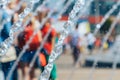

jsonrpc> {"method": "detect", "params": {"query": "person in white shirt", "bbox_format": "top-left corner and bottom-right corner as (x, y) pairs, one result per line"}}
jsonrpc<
(85, 32), (96, 54)
(70, 24), (81, 65)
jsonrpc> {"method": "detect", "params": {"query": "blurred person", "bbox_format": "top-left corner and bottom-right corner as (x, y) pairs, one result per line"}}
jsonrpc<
(3, 1), (15, 15)
(103, 42), (109, 50)
(16, 2), (27, 14)
(0, 13), (18, 41)
(40, 20), (57, 80)
(36, 6), (49, 22)
(0, 0), (18, 41)
(79, 35), (88, 54)
(94, 36), (101, 49)
(0, 13), (18, 80)
(85, 32), (96, 54)
(16, 16), (42, 80)
(0, 1), (15, 36)
(70, 24), (81, 65)
(107, 36), (114, 48)
(62, 35), (72, 54)
(100, 36), (108, 50)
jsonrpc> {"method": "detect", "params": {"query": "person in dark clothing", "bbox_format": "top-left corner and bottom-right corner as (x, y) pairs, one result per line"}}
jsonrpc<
(70, 24), (81, 65)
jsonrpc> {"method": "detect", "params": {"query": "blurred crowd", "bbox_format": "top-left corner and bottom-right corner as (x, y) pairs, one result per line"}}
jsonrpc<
(63, 21), (116, 66)
(0, 0), (116, 80)
(0, 0), (58, 80)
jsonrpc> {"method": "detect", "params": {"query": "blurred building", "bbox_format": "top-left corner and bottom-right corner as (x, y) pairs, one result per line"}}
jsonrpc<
(90, 0), (120, 32)
(60, 0), (120, 33)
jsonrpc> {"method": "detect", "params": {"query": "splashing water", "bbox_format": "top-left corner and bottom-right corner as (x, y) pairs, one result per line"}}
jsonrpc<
(39, 0), (85, 80)
(17, 1), (75, 79)
(0, 0), (38, 56)
(88, 9), (120, 80)
(6, 0), (55, 79)
(93, 1), (120, 35)
(0, 0), (11, 8)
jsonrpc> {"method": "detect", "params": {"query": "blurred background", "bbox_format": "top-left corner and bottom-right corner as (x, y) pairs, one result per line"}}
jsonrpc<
(0, 0), (120, 80)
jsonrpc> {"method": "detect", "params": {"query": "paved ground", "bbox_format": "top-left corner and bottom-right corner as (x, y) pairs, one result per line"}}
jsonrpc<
(0, 49), (120, 80)
(57, 68), (120, 80)
(56, 51), (120, 80)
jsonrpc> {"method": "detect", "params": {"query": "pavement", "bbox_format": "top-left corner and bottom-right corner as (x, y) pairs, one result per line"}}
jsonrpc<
(56, 50), (120, 80)
(0, 49), (120, 80)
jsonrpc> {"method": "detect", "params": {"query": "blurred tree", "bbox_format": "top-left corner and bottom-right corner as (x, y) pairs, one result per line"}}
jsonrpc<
(100, 19), (112, 34)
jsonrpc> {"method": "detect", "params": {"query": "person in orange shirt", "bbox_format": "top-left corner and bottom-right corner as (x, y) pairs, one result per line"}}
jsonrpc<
(40, 20), (57, 80)
(17, 16), (42, 80)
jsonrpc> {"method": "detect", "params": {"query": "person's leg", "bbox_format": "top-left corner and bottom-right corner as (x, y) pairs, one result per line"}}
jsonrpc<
(1, 62), (8, 80)
(24, 66), (30, 80)
(19, 52), (31, 80)
(20, 63), (36, 80)
(76, 47), (81, 66)
(30, 66), (37, 80)
(72, 47), (75, 64)
(18, 62), (28, 80)
(20, 51), (34, 80)
(72, 46), (79, 64)
(1, 61), (18, 80)
(26, 51), (38, 80)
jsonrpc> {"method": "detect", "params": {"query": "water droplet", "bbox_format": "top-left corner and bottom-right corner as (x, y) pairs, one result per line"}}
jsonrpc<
(19, 12), (26, 20)
(96, 24), (101, 29)
(30, 0), (39, 3)
(24, 7), (31, 15)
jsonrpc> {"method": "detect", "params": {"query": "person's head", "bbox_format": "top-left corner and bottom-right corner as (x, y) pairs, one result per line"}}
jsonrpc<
(17, 3), (27, 14)
(7, 0), (16, 9)
(37, 7), (49, 22)
(37, 11), (48, 22)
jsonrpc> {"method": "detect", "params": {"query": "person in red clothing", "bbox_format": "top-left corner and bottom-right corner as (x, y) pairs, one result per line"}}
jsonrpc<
(41, 22), (56, 54)
(95, 37), (101, 49)
(40, 20), (57, 80)
(17, 16), (42, 80)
